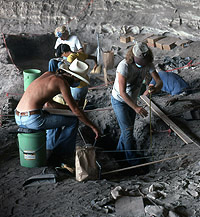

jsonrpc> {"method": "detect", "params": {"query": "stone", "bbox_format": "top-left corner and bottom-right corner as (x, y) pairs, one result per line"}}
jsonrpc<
(145, 205), (165, 217)
(168, 210), (180, 217)
(111, 186), (124, 199)
(149, 182), (166, 192)
(115, 196), (145, 217)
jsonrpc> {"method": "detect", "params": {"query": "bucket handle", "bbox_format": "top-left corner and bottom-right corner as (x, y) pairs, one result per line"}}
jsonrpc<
(18, 142), (45, 155)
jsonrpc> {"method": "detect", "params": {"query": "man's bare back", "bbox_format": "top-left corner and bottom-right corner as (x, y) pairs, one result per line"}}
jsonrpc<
(16, 71), (100, 138)
(16, 71), (69, 111)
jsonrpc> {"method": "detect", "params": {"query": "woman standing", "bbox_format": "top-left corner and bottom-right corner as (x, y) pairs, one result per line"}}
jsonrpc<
(111, 42), (163, 166)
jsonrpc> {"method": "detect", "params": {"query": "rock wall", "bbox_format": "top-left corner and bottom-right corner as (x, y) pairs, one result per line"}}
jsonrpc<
(0, 0), (200, 42)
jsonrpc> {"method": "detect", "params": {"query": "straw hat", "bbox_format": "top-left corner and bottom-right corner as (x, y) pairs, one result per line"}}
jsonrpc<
(59, 59), (90, 84)
(132, 42), (152, 66)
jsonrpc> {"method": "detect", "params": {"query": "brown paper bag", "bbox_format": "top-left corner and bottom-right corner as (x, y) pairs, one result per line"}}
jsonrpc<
(102, 51), (114, 70)
(75, 145), (98, 182)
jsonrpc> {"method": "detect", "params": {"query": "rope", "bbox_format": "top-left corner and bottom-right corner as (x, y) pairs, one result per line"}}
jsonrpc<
(102, 154), (187, 175)
(166, 60), (200, 72)
(97, 148), (200, 153)
(3, 85), (200, 99)
(149, 91), (153, 159)
(88, 81), (114, 90)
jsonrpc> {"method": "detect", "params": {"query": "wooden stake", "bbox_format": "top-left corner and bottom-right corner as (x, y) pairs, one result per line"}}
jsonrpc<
(0, 109), (2, 127)
(103, 67), (108, 86)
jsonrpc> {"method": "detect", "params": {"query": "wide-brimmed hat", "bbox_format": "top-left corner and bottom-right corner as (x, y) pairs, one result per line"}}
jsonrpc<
(59, 59), (90, 84)
(132, 42), (152, 66)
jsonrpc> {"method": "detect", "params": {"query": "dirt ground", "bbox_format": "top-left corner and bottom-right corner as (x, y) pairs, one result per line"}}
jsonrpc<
(1, 0), (200, 212)
(1, 34), (200, 217)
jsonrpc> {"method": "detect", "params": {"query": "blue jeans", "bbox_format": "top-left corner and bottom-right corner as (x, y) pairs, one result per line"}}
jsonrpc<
(15, 110), (78, 157)
(48, 59), (60, 72)
(70, 86), (88, 103)
(111, 96), (139, 166)
(48, 58), (65, 72)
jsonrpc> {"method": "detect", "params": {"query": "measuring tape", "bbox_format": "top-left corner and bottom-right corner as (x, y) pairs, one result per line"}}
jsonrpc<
(148, 90), (153, 158)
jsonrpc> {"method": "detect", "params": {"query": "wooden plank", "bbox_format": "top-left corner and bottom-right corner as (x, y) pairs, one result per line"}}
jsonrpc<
(130, 35), (136, 42)
(163, 42), (176, 50)
(140, 95), (200, 147)
(156, 37), (178, 50)
(120, 36), (130, 43)
(133, 34), (154, 43)
(175, 39), (192, 48)
(44, 106), (113, 116)
(147, 42), (155, 48)
(163, 37), (179, 50)
(155, 38), (169, 49)
(103, 67), (108, 86)
(147, 35), (165, 45)
(0, 109), (2, 127)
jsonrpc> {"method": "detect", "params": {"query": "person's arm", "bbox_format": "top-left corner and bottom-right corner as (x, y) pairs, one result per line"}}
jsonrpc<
(77, 48), (84, 53)
(118, 72), (148, 117)
(75, 36), (84, 53)
(147, 70), (163, 94)
(60, 80), (100, 138)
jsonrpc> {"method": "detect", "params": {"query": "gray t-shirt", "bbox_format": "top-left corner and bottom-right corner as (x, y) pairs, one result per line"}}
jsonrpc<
(112, 59), (155, 103)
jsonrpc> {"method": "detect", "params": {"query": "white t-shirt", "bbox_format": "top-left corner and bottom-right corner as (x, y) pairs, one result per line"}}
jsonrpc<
(54, 35), (83, 52)
(112, 59), (155, 103)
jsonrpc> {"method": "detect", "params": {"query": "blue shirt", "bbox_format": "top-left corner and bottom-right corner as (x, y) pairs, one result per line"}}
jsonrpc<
(150, 70), (189, 95)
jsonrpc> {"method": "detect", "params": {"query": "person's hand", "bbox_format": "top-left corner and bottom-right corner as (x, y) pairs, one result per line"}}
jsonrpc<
(165, 97), (179, 106)
(91, 126), (100, 139)
(143, 89), (149, 96)
(135, 106), (148, 118)
(148, 84), (157, 94)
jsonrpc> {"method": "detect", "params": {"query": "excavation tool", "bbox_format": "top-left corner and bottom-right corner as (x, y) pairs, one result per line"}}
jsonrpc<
(94, 33), (102, 74)
(23, 168), (57, 187)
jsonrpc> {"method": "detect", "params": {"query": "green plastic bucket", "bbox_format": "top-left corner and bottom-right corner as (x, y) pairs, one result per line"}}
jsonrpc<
(18, 131), (46, 168)
(23, 69), (41, 91)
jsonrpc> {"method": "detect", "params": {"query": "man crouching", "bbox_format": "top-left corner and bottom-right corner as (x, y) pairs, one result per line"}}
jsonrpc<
(15, 59), (100, 165)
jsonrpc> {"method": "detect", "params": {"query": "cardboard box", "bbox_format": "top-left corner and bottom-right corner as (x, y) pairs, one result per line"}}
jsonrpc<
(156, 37), (178, 50)
(175, 39), (192, 48)
(129, 35), (136, 42)
(147, 35), (165, 45)
(147, 42), (155, 47)
(135, 33), (154, 43)
(120, 36), (130, 43)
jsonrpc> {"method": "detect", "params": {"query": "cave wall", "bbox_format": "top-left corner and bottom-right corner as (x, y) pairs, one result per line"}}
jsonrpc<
(0, 0), (199, 43)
